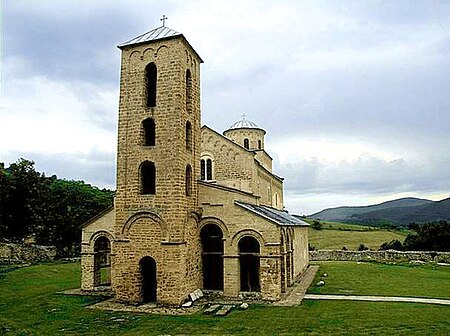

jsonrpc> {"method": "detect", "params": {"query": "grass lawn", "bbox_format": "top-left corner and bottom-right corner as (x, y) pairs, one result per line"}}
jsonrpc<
(308, 261), (450, 299)
(0, 262), (449, 335)
(308, 227), (406, 250)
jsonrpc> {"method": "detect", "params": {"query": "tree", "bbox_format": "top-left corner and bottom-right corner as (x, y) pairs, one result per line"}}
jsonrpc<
(0, 158), (114, 256)
(311, 220), (323, 230)
(403, 221), (449, 252)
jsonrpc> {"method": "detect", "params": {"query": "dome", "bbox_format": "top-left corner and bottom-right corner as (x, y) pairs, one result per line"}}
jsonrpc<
(228, 116), (261, 130)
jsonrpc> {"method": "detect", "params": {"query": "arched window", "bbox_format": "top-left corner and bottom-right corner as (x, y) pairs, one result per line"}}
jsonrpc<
(141, 161), (156, 195)
(206, 159), (213, 180)
(186, 121), (192, 150)
(186, 69), (192, 113)
(185, 164), (192, 196)
(93, 236), (111, 286)
(142, 118), (155, 146)
(258, 140), (262, 149)
(200, 156), (213, 181)
(201, 159), (206, 180)
(244, 138), (249, 149)
(145, 63), (157, 107)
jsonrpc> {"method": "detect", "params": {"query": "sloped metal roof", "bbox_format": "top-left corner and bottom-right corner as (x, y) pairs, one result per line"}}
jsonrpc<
(235, 201), (309, 226)
(118, 26), (181, 48)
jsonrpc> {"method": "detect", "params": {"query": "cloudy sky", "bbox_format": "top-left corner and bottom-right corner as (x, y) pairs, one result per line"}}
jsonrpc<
(1, 0), (449, 214)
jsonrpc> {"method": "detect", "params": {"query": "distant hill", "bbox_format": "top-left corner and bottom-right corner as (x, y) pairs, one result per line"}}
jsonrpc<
(310, 197), (432, 222)
(349, 198), (450, 226)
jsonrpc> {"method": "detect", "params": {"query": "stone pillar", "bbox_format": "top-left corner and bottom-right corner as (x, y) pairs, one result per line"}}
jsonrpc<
(223, 256), (239, 297)
(81, 252), (95, 291)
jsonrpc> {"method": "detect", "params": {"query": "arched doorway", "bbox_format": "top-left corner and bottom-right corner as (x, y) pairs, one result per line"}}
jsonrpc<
(139, 256), (157, 303)
(93, 236), (111, 286)
(239, 236), (260, 292)
(200, 224), (224, 290)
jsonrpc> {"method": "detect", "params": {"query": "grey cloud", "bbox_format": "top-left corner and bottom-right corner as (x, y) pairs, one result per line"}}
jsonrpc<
(2, 150), (116, 189)
(279, 155), (450, 196)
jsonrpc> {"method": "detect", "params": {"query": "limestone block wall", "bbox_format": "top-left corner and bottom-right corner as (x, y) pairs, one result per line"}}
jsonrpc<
(309, 250), (450, 263)
(201, 127), (254, 193)
(223, 128), (266, 151)
(254, 150), (273, 172)
(255, 163), (284, 209)
(0, 243), (56, 264)
(80, 208), (115, 291)
(199, 182), (287, 301)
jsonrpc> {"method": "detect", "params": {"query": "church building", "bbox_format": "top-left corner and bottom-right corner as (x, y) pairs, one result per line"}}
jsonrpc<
(80, 23), (309, 306)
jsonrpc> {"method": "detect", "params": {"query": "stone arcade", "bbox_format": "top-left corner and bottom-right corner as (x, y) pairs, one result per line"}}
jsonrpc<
(81, 24), (309, 306)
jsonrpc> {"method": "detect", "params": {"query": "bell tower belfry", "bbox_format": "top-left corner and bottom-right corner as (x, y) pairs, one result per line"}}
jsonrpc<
(113, 24), (203, 305)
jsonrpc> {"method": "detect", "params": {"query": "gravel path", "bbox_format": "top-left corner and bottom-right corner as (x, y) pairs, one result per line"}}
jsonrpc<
(303, 294), (450, 306)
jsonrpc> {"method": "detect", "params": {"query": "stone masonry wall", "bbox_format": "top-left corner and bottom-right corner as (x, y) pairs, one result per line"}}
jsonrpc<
(0, 243), (56, 264)
(309, 250), (450, 263)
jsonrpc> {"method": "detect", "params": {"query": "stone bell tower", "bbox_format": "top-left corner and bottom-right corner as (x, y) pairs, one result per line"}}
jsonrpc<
(112, 23), (203, 305)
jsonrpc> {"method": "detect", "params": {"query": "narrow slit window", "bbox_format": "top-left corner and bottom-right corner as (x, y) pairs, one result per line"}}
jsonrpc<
(141, 161), (156, 195)
(186, 121), (192, 150)
(146, 63), (157, 107)
(143, 118), (155, 146)
(201, 159), (206, 180)
(244, 138), (249, 149)
(206, 159), (213, 180)
(186, 69), (192, 113)
(185, 165), (192, 196)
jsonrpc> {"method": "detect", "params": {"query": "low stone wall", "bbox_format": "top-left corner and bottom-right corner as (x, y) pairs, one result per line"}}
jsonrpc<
(309, 250), (450, 263)
(0, 243), (57, 264)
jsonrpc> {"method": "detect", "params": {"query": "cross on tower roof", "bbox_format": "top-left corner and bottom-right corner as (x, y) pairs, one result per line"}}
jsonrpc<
(160, 15), (168, 27)
(241, 113), (247, 120)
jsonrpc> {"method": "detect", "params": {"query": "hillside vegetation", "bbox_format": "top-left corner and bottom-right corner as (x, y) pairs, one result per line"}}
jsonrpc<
(0, 159), (114, 256)
(305, 220), (407, 250)
(310, 197), (450, 227)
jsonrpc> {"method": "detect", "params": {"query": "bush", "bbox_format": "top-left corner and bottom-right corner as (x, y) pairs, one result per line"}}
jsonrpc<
(357, 244), (369, 251)
(379, 239), (403, 251)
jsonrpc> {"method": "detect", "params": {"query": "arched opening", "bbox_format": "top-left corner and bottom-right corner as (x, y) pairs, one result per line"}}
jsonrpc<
(244, 138), (249, 149)
(145, 63), (157, 107)
(186, 69), (192, 113)
(185, 164), (192, 196)
(186, 121), (192, 150)
(142, 118), (155, 146)
(258, 140), (262, 149)
(206, 159), (213, 180)
(93, 236), (111, 286)
(141, 161), (156, 195)
(200, 224), (224, 290)
(239, 236), (260, 292)
(139, 256), (157, 303)
(200, 157), (213, 181)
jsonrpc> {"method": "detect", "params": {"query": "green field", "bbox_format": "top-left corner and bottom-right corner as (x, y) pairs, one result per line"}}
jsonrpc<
(304, 219), (408, 250)
(309, 261), (450, 299)
(1, 261), (449, 335)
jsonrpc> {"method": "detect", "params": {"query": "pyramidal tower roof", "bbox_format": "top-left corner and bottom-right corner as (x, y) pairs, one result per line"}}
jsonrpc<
(118, 25), (181, 48)
(117, 24), (203, 62)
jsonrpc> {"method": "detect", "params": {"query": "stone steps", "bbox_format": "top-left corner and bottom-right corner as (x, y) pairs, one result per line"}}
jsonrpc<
(215, 305), (233, 316)
(203, 304), (221, 315)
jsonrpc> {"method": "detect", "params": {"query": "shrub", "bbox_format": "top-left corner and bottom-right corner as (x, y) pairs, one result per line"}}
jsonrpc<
(357, 244), (369, 251)
(379, 239), (403, 251)
(312, 220), (323, 230)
